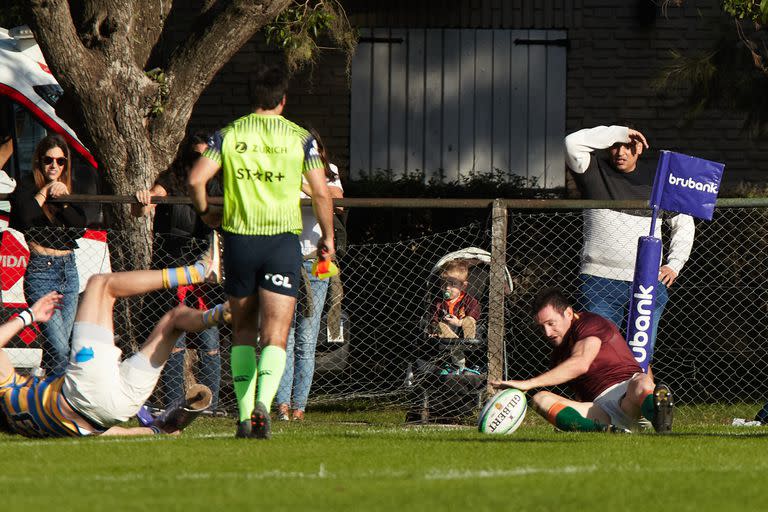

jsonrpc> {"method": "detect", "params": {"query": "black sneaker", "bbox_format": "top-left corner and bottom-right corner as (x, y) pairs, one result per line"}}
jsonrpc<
(652, 383), (674, 434)
(251, 402), (271, 439)
(235, 419), (252, 438)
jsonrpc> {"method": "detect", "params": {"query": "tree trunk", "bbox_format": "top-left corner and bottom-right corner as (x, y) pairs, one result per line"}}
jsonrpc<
(24, 0), (293, 348)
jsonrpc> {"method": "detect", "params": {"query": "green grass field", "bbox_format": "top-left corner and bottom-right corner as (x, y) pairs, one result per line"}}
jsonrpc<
(2, 405), (766, 511)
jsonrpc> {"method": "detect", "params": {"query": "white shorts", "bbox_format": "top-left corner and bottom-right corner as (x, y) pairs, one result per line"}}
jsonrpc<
(593, 375), (639, 431)
(63, 322), (163, 428)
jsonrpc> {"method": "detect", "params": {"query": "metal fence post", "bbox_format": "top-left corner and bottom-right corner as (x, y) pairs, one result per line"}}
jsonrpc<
(487, 198), (508, 393)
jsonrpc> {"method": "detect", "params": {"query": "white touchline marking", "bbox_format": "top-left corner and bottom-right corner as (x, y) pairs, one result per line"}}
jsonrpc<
(424, 466), (598, 480)
(0, 463), (766, 484)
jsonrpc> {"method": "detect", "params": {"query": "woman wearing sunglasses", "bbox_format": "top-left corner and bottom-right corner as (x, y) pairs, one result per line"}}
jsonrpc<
(11, 133), (86, 376)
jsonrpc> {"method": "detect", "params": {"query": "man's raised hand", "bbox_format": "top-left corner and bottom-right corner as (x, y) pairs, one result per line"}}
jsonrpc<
(627, 129), (649, 149)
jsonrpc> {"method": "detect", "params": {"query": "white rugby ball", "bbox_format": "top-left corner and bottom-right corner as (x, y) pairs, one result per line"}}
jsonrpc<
(478, 388), (527, 434)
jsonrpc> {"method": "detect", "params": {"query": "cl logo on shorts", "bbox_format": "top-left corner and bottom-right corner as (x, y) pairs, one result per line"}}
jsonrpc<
(264, 273), (293, 289)
(235, 141), (247, 153)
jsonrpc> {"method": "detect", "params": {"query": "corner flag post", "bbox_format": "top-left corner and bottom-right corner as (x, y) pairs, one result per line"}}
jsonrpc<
(625, 150), (724, 372)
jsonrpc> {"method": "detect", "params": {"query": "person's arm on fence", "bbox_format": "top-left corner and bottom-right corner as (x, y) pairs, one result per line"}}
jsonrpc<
(188, 156), (220, 226)
(490, 336), (601, 391)
(133, 182), (168, 217)
(49, 183), (88, 228)
(564, 125), (648, 173)
(660, 213), (695, 287)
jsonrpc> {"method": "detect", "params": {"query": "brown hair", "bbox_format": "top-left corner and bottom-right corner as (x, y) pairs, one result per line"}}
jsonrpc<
(32, 134), (72, 221)
(156, 132), (211, 194)
(441, 260), (470, 282)
(531, 288), (572, 317)
(308, 128), (339, 182)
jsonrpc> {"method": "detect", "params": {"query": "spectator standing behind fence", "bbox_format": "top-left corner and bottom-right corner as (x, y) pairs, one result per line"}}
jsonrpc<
(188, 66), (335, 439)
(133, 133), (222, 411)
(427, 260), (481, 373)
(276, 132), (343, 422)
(564, 125), (695, 347)
(10, 134), (85, 376)
(491, 288), (673, 433)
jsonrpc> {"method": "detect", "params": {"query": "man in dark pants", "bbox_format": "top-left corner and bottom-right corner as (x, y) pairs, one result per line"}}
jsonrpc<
(188, 66), (334, 439)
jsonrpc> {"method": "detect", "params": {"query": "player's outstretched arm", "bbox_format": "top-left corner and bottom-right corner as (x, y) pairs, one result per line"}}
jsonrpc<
(492, 336), (601, 392)
(0, 291), (61, 350)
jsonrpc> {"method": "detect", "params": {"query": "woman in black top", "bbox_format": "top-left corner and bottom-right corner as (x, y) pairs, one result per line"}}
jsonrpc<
(134, 133), (223, 411)
(11, 134), (86, 375)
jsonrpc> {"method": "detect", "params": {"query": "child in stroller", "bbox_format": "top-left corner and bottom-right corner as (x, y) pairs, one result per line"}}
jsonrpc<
(427, 259), (481, 374)
(406, 248), (511, 423)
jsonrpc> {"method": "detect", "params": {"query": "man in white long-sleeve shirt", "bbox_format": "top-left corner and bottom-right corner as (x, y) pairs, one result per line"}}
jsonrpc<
(564, 125), (695, 347)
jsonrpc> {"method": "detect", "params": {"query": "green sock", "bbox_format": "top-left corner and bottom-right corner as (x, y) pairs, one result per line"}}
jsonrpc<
(641, 393), (655, 422)
(255, 345), (287, 411)
(231, 345), (257, 422)
(554, 406), (605, 432)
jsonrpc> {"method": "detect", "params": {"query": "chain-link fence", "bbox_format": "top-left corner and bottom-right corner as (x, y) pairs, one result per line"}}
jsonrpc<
(1, 199), (766, 423)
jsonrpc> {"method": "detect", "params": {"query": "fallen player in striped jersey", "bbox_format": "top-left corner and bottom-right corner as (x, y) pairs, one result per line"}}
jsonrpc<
(0, 233), (230, 437)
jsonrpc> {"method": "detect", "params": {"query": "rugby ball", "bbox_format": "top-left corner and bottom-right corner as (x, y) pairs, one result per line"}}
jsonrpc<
(478, 388), (527, 434)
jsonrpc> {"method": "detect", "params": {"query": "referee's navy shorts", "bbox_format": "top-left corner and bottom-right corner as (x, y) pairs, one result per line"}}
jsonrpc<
(222, 231), (301, 298)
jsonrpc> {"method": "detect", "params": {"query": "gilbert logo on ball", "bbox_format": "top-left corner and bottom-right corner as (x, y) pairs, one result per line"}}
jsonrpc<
(478, 388), (527, 435)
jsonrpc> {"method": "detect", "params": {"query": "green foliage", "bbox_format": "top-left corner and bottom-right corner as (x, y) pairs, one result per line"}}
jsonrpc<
(346, 169), (561, 199)
(144, 68), (169, 117)
(653, 27), (768, 136)
(343, 170), (562, 243)
(724, 181), (768, 197)
(722, 0), (768, 23)
(264, 1), (357, 73)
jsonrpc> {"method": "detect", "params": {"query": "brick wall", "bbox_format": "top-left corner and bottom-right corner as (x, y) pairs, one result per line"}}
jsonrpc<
(184, 0), (765, 187)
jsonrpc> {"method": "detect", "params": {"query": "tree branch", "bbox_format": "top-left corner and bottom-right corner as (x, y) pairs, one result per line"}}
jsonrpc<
(25, 0), (100, 92)
(150, 0), (292, 145)
(131, 0), (173, 67)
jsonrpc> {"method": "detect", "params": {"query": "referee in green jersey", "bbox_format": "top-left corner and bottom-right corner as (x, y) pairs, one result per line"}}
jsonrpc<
(188, 67), (334, 439)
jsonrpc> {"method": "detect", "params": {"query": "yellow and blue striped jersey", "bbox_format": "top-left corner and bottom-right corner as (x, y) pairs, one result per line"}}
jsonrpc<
(0, 371), (86, 437)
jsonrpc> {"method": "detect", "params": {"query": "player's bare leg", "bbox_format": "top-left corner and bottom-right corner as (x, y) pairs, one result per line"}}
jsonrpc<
(531, 390), (618, 432)
(75, 238), (220, 333)
(620, 373), (654, 419)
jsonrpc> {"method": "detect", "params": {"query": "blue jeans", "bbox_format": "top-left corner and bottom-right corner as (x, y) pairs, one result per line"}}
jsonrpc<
(756, 402), (768, 423)
(24, 252), (79, 376)
(161, 327), (221, 410)
(276, 260), (329, 411)
(578, 274), (668, 347)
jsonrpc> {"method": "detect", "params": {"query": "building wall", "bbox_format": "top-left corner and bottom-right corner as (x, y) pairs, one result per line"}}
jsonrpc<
(186, 1), (765, 188)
